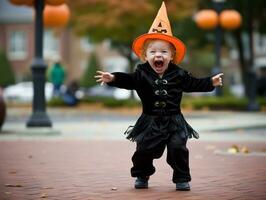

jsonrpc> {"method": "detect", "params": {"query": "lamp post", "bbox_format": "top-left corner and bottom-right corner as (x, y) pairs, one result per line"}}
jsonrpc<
(26, 0), (52, 127)
(9, 0), (69, 127)
(195, 1), (242, 96)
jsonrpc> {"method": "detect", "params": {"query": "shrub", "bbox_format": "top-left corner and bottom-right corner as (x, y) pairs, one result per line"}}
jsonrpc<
(0, 50), (15, 87)
(80, 52), (100, 88)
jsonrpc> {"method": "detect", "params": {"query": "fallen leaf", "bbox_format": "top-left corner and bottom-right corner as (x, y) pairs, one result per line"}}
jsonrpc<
(42, 187), (54, 189)
(111, 187), (117, 191)
(227, 145), (239, 154)
(9, 171), (17, 174)
(241, 146), (250, 154)
(5, 184), (22, 187)
(41, 193), (47, 198)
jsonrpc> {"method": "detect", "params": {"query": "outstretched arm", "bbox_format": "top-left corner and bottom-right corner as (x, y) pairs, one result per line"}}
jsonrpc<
(95, 70), (139, 90)
(95, 71), (114, 85)
(182, 71), (224, 93)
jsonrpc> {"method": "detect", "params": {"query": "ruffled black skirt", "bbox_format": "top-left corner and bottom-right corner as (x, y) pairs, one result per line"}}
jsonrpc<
(124, 113), (199, 148)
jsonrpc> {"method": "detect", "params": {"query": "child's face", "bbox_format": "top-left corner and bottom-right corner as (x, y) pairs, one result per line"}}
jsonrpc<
(144, 40), (174, 76)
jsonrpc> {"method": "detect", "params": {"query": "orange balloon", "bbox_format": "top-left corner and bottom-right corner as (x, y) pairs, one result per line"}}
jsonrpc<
(46, 0), (65, 6)
(219, 10), (242, 30)
(194, 9), (219, 30)
(44, 4), (70, 27)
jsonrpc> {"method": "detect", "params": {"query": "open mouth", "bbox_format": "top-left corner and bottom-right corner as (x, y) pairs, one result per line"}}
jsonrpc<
(154, 60), (164, 68)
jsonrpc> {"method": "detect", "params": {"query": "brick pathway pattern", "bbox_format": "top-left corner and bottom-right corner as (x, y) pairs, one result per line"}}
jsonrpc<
(0, 140), (265, 200)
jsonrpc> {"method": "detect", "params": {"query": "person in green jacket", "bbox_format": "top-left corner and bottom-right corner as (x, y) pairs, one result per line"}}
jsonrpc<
(49, 62), (66, 96)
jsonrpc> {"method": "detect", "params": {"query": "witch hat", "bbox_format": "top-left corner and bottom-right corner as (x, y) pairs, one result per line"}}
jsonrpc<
(132, 1), (186, 64)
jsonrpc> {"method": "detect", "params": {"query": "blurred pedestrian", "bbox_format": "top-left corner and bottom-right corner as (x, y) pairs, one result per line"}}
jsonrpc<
(95, 2), (223, 191)
(62, 81), (80, 106)
(49, 61), (66, 97)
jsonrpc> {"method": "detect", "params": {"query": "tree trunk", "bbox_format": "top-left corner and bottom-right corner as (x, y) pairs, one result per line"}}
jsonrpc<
(234, 30), (248, 97)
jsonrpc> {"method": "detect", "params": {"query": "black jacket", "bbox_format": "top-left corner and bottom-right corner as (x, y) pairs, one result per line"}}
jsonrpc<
(108, 62), (214, 116)
(107, 62), (214, 143)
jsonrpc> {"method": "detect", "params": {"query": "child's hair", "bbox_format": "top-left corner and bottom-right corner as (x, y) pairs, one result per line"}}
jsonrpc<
(140, 39), (177, 63)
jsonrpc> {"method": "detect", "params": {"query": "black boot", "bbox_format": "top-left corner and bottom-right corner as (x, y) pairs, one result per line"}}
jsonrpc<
(176, 182), (190, 191)
(135, 176), (149, 189)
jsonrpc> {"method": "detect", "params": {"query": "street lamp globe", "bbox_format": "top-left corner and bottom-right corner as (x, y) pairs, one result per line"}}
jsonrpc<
(194, 9), (219, 30)
(44, 4), (70, 27)
(219, 10), (242, 30)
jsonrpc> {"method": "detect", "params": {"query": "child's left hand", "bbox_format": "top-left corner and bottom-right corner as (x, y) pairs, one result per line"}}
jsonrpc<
(212, 73), (224, 86)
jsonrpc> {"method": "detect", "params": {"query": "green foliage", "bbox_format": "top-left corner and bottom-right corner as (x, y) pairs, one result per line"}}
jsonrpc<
(184, 48), (215, 76)
(80, 52), (100, 88)
(81, 96), (140, 108)
(0, 50), (15, 87)
(47, 97), (67, 107)
(69, 0), (199, 48)
(181, 96), (266, 110)
(48, 94), (266, 110)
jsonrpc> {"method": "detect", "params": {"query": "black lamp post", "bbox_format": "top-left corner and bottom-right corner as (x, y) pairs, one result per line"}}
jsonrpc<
(26, 0), (52, 127)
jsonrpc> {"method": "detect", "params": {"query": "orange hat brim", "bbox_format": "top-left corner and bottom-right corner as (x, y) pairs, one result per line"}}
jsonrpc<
(132, 33), (186, 64)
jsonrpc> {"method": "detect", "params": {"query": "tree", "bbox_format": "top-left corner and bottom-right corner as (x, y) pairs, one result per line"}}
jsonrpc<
(68, 0), (199, 72)
(80, 52), (100, 88)
(0, 50), (15, 87)
(222, 0), (265, 109)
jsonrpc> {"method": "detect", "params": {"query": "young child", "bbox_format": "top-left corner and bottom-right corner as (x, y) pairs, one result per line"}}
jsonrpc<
(95, 2), (223, 191)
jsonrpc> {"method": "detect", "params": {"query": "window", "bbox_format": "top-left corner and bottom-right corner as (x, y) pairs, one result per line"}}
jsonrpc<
(44, 30), (60, 60)
(8, 30), (27, 60)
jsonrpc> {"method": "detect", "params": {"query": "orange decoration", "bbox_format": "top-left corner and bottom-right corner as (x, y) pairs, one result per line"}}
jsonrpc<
(219, 10), (242, 30)
(9, 0), (33, 6)
(194, 9), (219, 30)
(46, 0), (65, 6)
(43, 4), (70, 27)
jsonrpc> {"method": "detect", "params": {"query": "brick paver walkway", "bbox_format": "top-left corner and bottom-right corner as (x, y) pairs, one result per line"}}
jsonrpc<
(0, 140), (265, 200)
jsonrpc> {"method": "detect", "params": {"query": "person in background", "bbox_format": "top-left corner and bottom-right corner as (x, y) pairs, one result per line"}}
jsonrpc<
(49, 61), (66, 97)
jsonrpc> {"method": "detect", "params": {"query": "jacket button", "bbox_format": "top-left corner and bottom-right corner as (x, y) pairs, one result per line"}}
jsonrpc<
(161, 101), (166, 108)
(161, 90), (167, 95)
(154, 101), (160, 107)
(162, 79), (168, 85)
(154, 101), (166, 108)
(154, 90), (168, 96)
(155, 79), (168, 85)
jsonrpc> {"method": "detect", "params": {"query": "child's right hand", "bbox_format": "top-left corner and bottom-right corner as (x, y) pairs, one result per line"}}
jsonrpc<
(95, 71), (114, 85)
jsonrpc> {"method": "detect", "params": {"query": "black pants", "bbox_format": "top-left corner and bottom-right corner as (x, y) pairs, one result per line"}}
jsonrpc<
(131, 132), (191, 183)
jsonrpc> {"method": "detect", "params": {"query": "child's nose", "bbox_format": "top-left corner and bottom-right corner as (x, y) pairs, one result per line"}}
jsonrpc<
(155, 52), (162, 57)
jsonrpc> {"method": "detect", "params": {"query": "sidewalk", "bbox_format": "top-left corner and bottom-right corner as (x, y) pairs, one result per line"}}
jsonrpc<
(1, 140), (265, 200)
(0, 107), (266, 199)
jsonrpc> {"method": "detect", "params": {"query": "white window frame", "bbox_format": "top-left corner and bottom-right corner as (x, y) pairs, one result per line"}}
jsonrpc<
(44, 30), (60, 60)
(7, 30), (28, 61)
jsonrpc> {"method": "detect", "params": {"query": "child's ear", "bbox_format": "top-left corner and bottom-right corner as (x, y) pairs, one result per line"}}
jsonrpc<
(143, 54), (148, 61)
(170, 54), (174, 61)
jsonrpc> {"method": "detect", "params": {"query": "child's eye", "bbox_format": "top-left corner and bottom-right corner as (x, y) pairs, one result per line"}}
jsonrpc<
(150, 51), (155, 54)
(162, 50), (168, 53)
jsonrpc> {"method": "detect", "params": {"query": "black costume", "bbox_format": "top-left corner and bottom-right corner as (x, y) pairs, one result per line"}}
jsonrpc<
(107, 62), (214, 183)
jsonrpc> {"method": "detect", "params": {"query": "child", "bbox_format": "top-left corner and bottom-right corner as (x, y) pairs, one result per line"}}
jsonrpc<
(95, 2), (223, 191)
